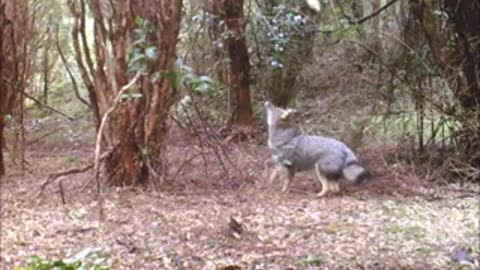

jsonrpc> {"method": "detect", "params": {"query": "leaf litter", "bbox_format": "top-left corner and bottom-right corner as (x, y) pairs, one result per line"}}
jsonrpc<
(2, 120), (479, 269)
(3, 175), (478, 269)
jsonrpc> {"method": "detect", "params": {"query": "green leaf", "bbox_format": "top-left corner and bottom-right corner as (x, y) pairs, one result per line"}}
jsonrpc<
(130, 53), (146, 65)
(298, 255), (323, 266)
(150, 71), (161, 83)
(120, 93), (143, 100)
(193, 83), (210, 93)
(134, 16), (144, 27)
(197, 75), (213, 83)
(163, 70), (182, 89)
(145, 46), (157, 60)
(132, 36), (147, 48)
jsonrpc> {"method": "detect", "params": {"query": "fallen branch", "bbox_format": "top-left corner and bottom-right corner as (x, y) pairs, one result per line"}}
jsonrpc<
(36, 149), (114, 199)
(58, 181), (66, 204)
(36, 162), (95, 198)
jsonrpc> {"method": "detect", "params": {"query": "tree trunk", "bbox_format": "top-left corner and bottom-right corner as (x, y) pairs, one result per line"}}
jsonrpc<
(70, 0), (183, 186)
(0, 0), (31, 177)
(42, 29), (49, 104)
(409, 0), (480, 180)
(0, 2), (6, 177)
(222, 0), (253, 126)
(444, 0), (480, 109)
(443, 0), (480, 180)
(0, 120), (4, 176)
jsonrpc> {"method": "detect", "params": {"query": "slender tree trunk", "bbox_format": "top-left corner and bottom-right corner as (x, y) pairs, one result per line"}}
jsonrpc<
(0, 2), (5, 177)
(0, 121), (4, 176)
(444, 0), (480, 108)
(0, 0), (30, 176)
(42, 30), (49, 104)
(222, 0), (253, 126)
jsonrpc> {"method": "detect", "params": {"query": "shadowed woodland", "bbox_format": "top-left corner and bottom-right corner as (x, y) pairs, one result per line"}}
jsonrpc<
(1, 0), (479, 269)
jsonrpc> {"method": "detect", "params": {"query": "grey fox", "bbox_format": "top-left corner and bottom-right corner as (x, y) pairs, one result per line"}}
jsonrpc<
(264, 101), (370, 197)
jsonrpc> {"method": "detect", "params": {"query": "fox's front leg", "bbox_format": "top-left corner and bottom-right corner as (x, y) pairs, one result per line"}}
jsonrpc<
(264, 157), (277, 184)
(268, 165), (280, 185)
(281, 167), (295, 193)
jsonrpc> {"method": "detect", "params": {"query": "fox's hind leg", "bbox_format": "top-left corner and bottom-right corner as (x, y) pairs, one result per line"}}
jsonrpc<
(314, 164), (330, 197)
(330, 181), (340, 193)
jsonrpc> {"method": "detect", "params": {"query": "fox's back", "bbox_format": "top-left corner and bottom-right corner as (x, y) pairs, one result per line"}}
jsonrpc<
(286, 135), (353, 171)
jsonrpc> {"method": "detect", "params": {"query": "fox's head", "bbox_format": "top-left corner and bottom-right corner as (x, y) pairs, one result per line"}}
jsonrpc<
(264, 101), (297, 129)
(264, 101), (299, 148)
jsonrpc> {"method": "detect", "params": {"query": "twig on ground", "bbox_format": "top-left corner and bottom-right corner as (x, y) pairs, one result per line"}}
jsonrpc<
(58, 181), (66, 204)
(36, 149), (114, 200)
(36, 162), (95, 198)
(175, 151), (204, 177)
(80, 175), (96, 192)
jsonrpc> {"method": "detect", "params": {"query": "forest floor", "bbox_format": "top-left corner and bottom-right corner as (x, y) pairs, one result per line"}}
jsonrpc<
(2, 116), (479, 270)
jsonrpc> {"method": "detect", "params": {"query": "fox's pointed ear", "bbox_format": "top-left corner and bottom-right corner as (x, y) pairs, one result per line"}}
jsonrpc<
(281, 108), (296, 119)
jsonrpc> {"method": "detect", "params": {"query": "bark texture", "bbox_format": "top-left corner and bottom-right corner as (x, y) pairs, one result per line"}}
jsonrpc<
(69, 0), (183, 186)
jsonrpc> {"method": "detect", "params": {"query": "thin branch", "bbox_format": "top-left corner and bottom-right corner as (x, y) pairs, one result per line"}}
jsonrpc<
(315, 0), (399, 34)
(26, 127), (62, 146)
(55, 27), (91, 108)
(3, 77), (75, 120)
(58, 181), (66, 204)
(24, 92), (75, 120)
(347, 0), (399, 25)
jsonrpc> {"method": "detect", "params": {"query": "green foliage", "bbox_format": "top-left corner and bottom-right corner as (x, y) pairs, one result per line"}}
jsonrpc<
(298, 255), (323, 267)
(254, 4), (315, 68)
(164, 61), (221, 126)
(128, 17), (158, 75)
(15, 249), (111, 270)
(120, 93), (144, 101)
(369, 112), (458, 145)
(164, 62), (216, 94)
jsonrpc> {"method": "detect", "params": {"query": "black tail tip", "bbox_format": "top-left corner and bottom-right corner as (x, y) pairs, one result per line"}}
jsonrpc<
(354, 170), (371, 186)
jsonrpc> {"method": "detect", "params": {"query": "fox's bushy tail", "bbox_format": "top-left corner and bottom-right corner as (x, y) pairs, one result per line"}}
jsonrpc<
(342, 148), (370, 185)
